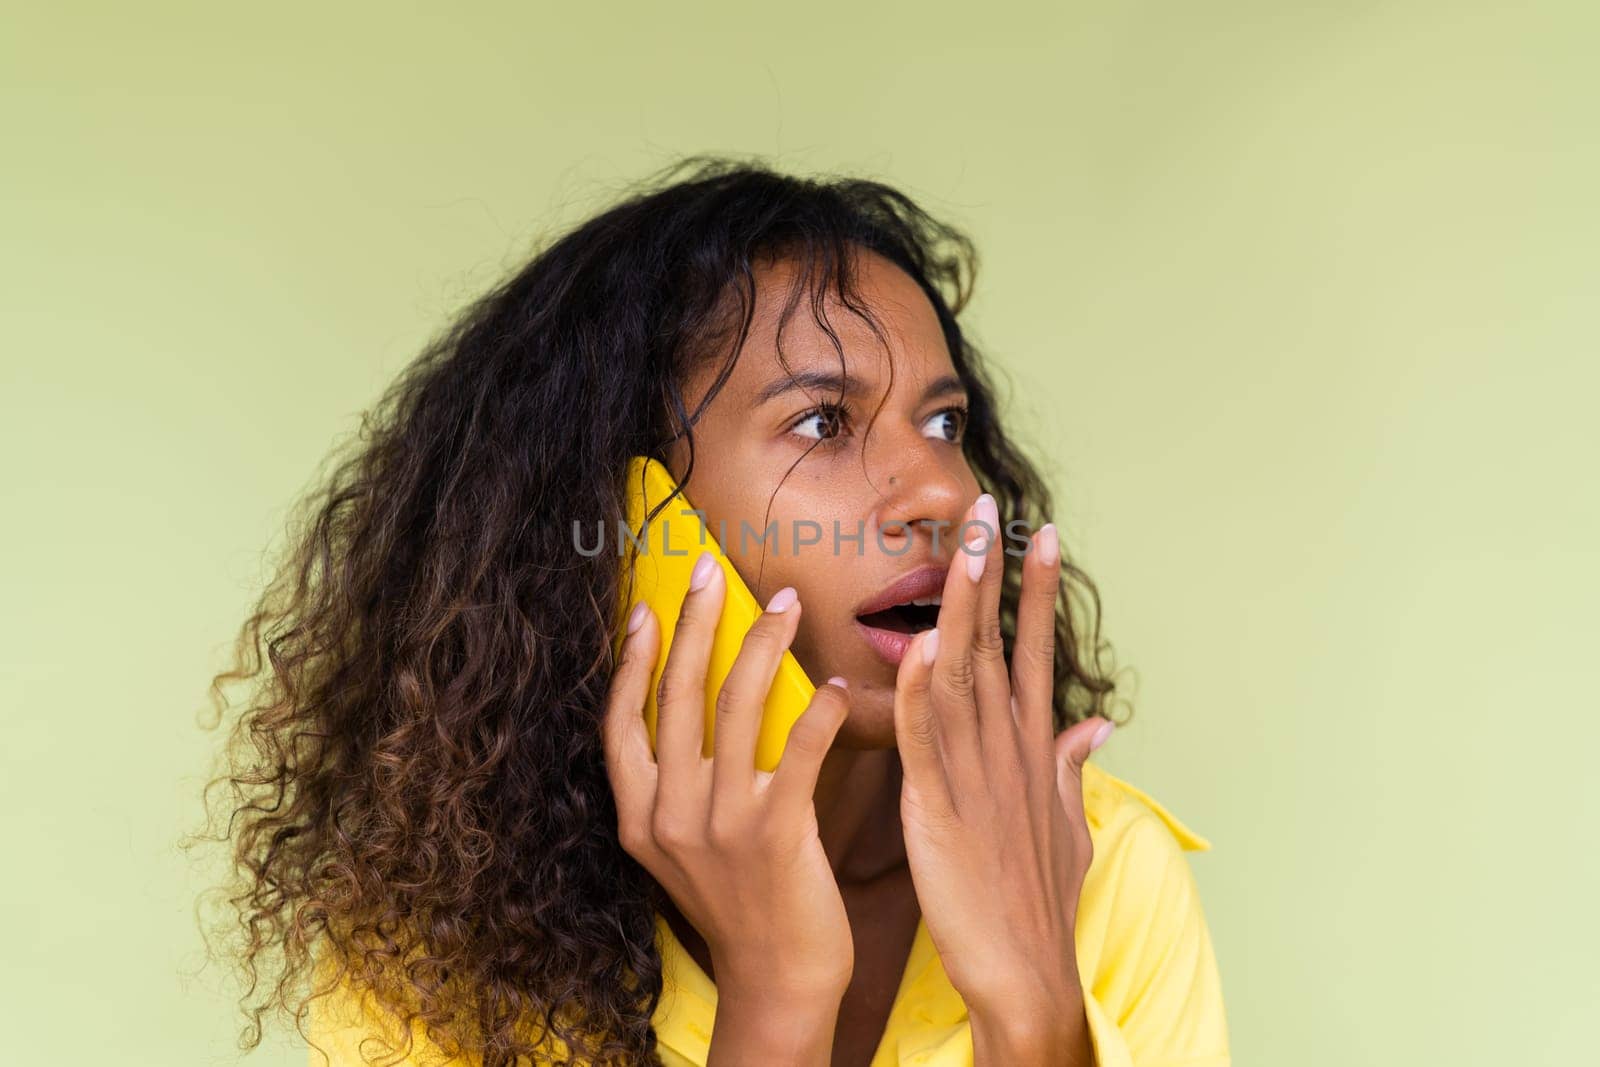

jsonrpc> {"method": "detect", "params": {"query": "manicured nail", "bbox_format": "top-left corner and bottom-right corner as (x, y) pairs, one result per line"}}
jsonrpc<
(975, 493), (998, 535)
(1089, 719), (1114, 751)
(921, 627), (940, 666)
(965, 535), (988, 581)
(688, 551), (717, 591)
(827, 675), (848, 689)
(766, 586), (797, 613)
(626, 601), (649, 634)
(1037, 523), (1059, 567)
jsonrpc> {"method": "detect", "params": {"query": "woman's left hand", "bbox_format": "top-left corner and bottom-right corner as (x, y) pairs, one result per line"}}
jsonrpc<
(893, 493), (1113, 1066)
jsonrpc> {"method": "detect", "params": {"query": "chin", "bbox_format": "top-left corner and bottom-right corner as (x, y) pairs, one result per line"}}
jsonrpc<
(830, 692), (898, 750)
(790, 642), (899, 749)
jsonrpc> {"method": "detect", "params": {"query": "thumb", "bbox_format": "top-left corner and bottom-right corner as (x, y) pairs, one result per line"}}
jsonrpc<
(1054, 716), (1114, 801)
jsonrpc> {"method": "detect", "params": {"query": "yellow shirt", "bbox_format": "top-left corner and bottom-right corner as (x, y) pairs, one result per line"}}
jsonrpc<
(307, 761), (1229, 1066)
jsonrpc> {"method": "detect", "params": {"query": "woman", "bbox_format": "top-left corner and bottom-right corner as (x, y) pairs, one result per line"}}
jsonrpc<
(196, 156), (1228, 1066)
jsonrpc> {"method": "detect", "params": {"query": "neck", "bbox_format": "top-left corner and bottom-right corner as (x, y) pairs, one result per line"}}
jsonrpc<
(811, 745), (907, 887)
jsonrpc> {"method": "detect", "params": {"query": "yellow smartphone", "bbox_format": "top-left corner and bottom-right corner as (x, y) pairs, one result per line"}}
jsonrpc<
(613, 455), (816, 772)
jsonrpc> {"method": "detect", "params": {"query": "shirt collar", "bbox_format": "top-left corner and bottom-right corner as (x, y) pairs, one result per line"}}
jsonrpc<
(1082, 760), (1213, 851)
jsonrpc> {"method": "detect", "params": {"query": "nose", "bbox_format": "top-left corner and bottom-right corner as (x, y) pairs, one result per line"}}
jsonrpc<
(865, 438), (977, 562)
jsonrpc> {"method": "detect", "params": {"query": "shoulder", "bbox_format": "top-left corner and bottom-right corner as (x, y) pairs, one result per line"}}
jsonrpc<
(1074, 762), (1231, 1061)
(304, 960), (581, 1066)
(305, 969), (462, 1067)
(1075, 760), (1218, 982)
(1076, 760), (1214, 966)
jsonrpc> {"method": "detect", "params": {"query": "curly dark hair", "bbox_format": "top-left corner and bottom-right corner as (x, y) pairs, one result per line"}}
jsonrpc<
(183, 154), (1131, 1066)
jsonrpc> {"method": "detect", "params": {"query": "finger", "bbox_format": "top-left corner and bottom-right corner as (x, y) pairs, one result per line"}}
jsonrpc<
(1054, 717), (1110, 876)
(766, 675), (852, 818)
(655, 551), (724, 791)
(711, 585), (802, 802)
(892, 627), (957, 822)
(1010, 522), (1062, 763)
(1054, 716), (1114, 810)
(926, 497), (987, 784)
(964, 492), (1016, 763)
(602, 602), (662, 853)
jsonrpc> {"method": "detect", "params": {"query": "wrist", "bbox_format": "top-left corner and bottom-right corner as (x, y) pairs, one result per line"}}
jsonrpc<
(708, 982), (845, 1067)
(969, 1003), (1092, 1067)
(966, 970), (1092, 1067)
(710, 950), (853, 1005)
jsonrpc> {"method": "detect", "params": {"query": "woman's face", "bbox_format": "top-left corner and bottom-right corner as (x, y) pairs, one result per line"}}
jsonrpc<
(665, 250), (983, 748)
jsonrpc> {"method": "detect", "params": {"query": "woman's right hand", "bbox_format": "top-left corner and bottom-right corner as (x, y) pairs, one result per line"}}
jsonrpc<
(602, 550), (856, 1008)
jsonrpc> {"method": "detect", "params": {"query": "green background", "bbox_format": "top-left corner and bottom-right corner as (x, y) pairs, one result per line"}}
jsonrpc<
(4, 3), (1596, 1064)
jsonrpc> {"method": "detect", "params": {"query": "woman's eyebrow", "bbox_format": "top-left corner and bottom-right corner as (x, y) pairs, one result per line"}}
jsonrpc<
(755, 370), (966, 405)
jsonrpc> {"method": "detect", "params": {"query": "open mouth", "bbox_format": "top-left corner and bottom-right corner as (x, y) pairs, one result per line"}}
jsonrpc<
(855, 596), (942, 635)
(853, 564), (947, 665)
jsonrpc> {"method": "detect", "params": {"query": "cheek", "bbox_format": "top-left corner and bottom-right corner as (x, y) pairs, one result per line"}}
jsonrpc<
(955, 463), (983, 504)
(776, 568), (855, 672)
(787, 573), (848, 648)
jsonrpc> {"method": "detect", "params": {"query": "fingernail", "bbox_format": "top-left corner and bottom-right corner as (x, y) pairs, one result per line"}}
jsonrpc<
(1089, 719), (1114, 751)
(1037, 523), (1059, 567)
(766, 586), (797, 613)
(965, 535), (988, 581)
(921, 627), (940, 666)
(975, 493), (998, 538)
(626, 601), (649, 634)
(827, 675), (848, 689)
(688, 551), (717, 591)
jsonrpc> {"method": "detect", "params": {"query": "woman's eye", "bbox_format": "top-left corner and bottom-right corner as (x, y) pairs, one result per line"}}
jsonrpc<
(791, 403), (848, 441)
(922, 406), (968, 443)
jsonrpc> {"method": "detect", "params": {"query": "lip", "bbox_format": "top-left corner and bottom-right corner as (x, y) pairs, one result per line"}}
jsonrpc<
(855, 620), (919, 666)
(853, 563), (947, 667)
(852, 564), (947, 617)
